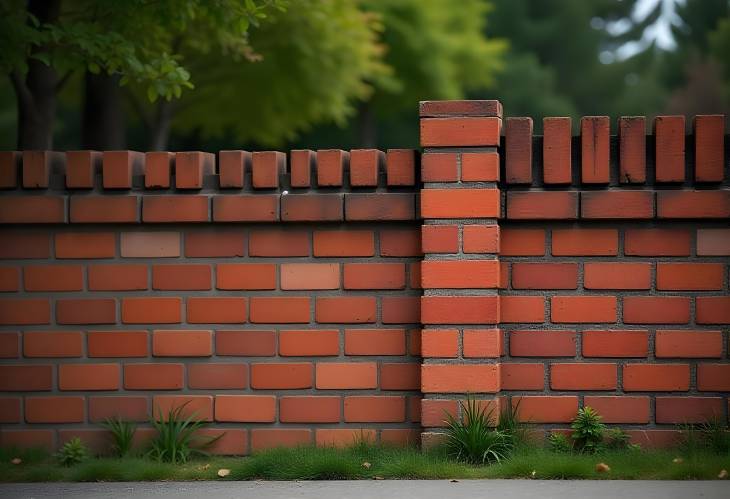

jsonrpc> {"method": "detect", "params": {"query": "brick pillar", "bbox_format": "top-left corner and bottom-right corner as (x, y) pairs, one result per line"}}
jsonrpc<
(419, 100), (503, 445)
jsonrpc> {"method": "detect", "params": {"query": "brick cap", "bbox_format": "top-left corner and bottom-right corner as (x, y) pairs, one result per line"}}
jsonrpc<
(419, 100), (502, 118)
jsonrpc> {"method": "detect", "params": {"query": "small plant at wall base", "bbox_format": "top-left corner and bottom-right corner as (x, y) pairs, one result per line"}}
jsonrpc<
(444, 396), (513, 465)
(55, 438), (89, 467)
(102, 417), (137, 458)
(571, 406), (606, 454)
(147, 403), (222, 465)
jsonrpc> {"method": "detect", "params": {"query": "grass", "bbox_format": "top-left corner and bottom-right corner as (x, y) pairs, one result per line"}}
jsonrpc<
(1, 443), (728, 482)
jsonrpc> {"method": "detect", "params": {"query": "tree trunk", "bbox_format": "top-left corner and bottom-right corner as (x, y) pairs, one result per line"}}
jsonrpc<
(149, 100), (174, 151)
(13, 0), (61, 150)
(82, 71), (126, 150)
(357, 101), (377, 148)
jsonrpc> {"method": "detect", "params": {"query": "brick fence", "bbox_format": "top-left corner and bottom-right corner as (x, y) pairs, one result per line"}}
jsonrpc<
(0, 100), (728, 454)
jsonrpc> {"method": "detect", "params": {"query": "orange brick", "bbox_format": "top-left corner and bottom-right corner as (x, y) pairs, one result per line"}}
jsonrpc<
(421, 152), (457, 182)
(215, 330), (276, 356)
(344, 396), (405, 422)
(213, 195), (278, 222)
(656, 397), (723, 424)
(421, 399), (459, 427)
(386, 149), (416, 186)
(124, 363), (183, 390)
(582, 330), (648, 358)
(552, 228), (618, 255)
(152, 264), (211, 290)
(279, 396), (340, 423)
(23, 331), (82, 358)
(512, 263), (577, 290)
(349, 149), (382, 186)
(623, 296), (690, 324)
(463, 329), (501, 358)
(462, 225), (499, 253)
(657, 190), (730, 218)
(421, 260), (499, 289)
(121, 297), (180, 324)
(216, 263), (276, 290)
(550, 363), (617, 390)
(188, 363), (247, 389)
(279, 330), (339, 357)
(581, 191), (655, 219)
(380, 228), (421, 257)
(623, 364), (689, 391)
(315, 297), (376, 324)
(656, 263), (724, 290)
(510, 330), (576, 357)
(290, 150), (313, 188)
(420, 117), (500, 147)
(345, 329), (405, 356)
(461, 152), (499, 181)
(421, 364), (499, 393)
(421, 188), (500, 218)
(215, 395), (276, 422)
(316, 429), (376, 448)
(500, 229), (545, 256)
(250, 297), (309, 324)
(153, 330), (212, 357)
(551, 296), (616, 323)
(59, 363), (119, 390)
(187, 297), (246, 324)
(251, 151), (285, 188)
(88, 331), (148, 358)
(24, 265), (83, 291)
(501, 364), (544, 390)
(88, 264), (147, 291)
(250, 363), (313, 389)
(313, 230), (374, 257)
(500, 296), (544, 323)
(696, 297), (730, 324)
(624, 228), (691, 256)
(144, 151), (173, 188)
(281, 263), (339, 290)
(251, 429), (312, 451)
(315, 363), (377, 389)
(655, 330), (723, 358)
(55, 232), (116, 258)
(421, 329), (459, 358)
(514, 396), (578, 423)
(153, 395), (213, 421)
(421, 296), (499, 324)
(506, 191), (578, 219)
(584, 263), (651, 289)
(344, 263), (405, 290)
(317, 149), (347, 186)
(583, 396), (649, 423)
(421, 225), (458, 253)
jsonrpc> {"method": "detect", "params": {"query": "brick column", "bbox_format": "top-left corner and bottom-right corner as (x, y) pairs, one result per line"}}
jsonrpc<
(419, 100), (503, 445)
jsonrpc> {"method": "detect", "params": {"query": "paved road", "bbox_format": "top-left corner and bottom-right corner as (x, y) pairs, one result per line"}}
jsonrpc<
(1, 480), (727, 499)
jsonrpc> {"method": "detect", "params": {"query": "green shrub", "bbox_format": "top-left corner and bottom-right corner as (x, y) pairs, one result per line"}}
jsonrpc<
(147, 403), (221, 464)
(570, 406), (605, 453)
(55, 438), (89, 467)
(547, 432), (572, 453)
(444, 396), (513, 465)
(102, 417), (137, 458)
(604, 428), (633, 451)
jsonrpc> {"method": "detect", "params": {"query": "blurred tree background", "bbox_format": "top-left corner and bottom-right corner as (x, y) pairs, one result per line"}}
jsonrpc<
(0, 0), (728, 151)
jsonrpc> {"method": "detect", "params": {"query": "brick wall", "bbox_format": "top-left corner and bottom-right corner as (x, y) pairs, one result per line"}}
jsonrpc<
(0, 101), (728, 453)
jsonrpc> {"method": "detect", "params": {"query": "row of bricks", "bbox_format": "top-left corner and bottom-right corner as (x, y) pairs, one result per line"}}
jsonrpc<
(0, 296), (421, 326)
(0, 149), (417, 190)
(419, 363), (730, 394)
(0, 263), (422, 292)
(0, 329), (421, 358)
(503, 115), (726, 185)
(0, 395), (422, 424)
(422, 330), (729, 359)
(0, 427), (421, 455)
(0, 363), (419, 392)
(422, 396), (729, 426)
(0, 229), (421, 259)
(0, 193), (417, 224)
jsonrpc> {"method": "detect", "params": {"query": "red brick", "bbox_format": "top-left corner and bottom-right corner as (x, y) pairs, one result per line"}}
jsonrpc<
(0, 397), (21, 423)
(624, 228), (691, 256)
(187, 297), (246, 324)
(655, 330), (722, 358)
(345, 329), (406, 355)
(380, 229), (421, 256)
(344, 396), (405, 422)
(422, 225), (458, 253)
(657, 190), (730, 218)
(252, 151), (285, 188)
(501, 364), (544, 390)
(584, 263), (651, 289)
(623, 296), (690, 324)
(66, 150), (102, 188)
(421, 260), (499, 289)
(23, 265), (82, 292)
(584, 396), (649, 423)
(551, 363), (617, 390)
(461, 152), (499, 181)
(218, 150), (249, 188)
(421, 152), (457, 182)
(654, 115), (685, 182)
(580, 116), (610, 183)
(500, 228), (545, 256)
(0, 365), (52, 391)
(543, 117), (572, 184)
(697, 228), (730, 255)
(500, 296), (545, 323)
(279, 330), (339, 357)
(188, 363), (247, 389)
(421, 188), (500, 218)
(88, 264), (147, 291)
(153, 395), (213, 421)
(0, 151), (19, 188)
(121, 297), (180, 324)
(0, 429), (54, 451)
(386, 149), (416, 186)
(57, 299), (115, 324)
(696, 297), (730, 324)
(59, 363), (119, 390)
(70, 196), (138, 223)
(505, 117), (533, 184)
(657, 263), (723, 290)
(249, 230), (309, 257)
(199, 429), (248, 456)
(582, 330), (648, 358)
(143, 195), (210, 222)
(421, 329), (459, 358)
(23, 331), (82, 358)
(152, 264), (211, 291)
(349, 149), (382, 186)
(279, 396), (340, 423)
(345, 193), (415, 221)
(185, 230), (245, 257)
(153, 330), (212, 357)
(581, 191), (654, 219)
(120, 232), (180, 257)
(280, 263), (338, 290)
(0, 196), (65, 223)
(514, 396), (578, 423)
(421, 399), (459, 427)
(316, 297), (376, 323)
(552, 228), (618, 255)
(551, 296), (616, 323)
(463, 225), (499, 253)
(0, 332), (19, 358)
(175, 151), (214, 189)
(55, 232), (116, 259)
(422, 364), (500, 393)
(693, 115), (724, 182)
(216, 263), (276, 290)
(290, 150), (314, 188)
(317, 149), (347, 186)
(216, 330), (276, 356)
(381, 363), (420, 390)
(251, 297), (309, 323)
(506, 191), (578, 219)
(314, 230), (374, 256)
(623, 364), (689, 391)
(213, 195), (278, 222)
(382, 429), (421, 447)
(315, 429), (376, 448)
(419, 100), (502, 117)
(510, 330), (576, 357)
(656, 397), (723, 424)
(251, 429), (312, 451)
(0, 298), (49, 325)
(144, 151), (173, 188)
(0, 266), (18, 291)
(250, 363), (313, 389)
(215, 395), (276, 423)
(124, 363), (184, 390)
(22, 150), (59, 188)
(618, 116), (646, 183)
(315, 363), (377, 389)
(0, 231), (50, 259)
(512, 263), (577, 290)
(421, 296), (499, 324)
(420, 117), (500, 147)
(88, 331), (148, 358)
(25, 397), (84, 423)
(463, 329), (501, 358)
(697, 364), (730, 391)
(102, 151), (142, 188)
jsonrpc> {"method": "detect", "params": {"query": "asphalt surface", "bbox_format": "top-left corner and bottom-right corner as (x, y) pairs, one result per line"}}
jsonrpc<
(1, 480), (728, 499)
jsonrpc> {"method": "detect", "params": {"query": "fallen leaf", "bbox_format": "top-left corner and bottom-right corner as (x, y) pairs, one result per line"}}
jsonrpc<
(595, 463), (610, 473)
(362, 462), (371, 469)
(719, 469), (728, 479)
(530, 470), (536, 478)
(217, 469), (230, 478)
(672, 457), (683, 464)
(374, 476), (384, 480)
(11, 458), (21, 465)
